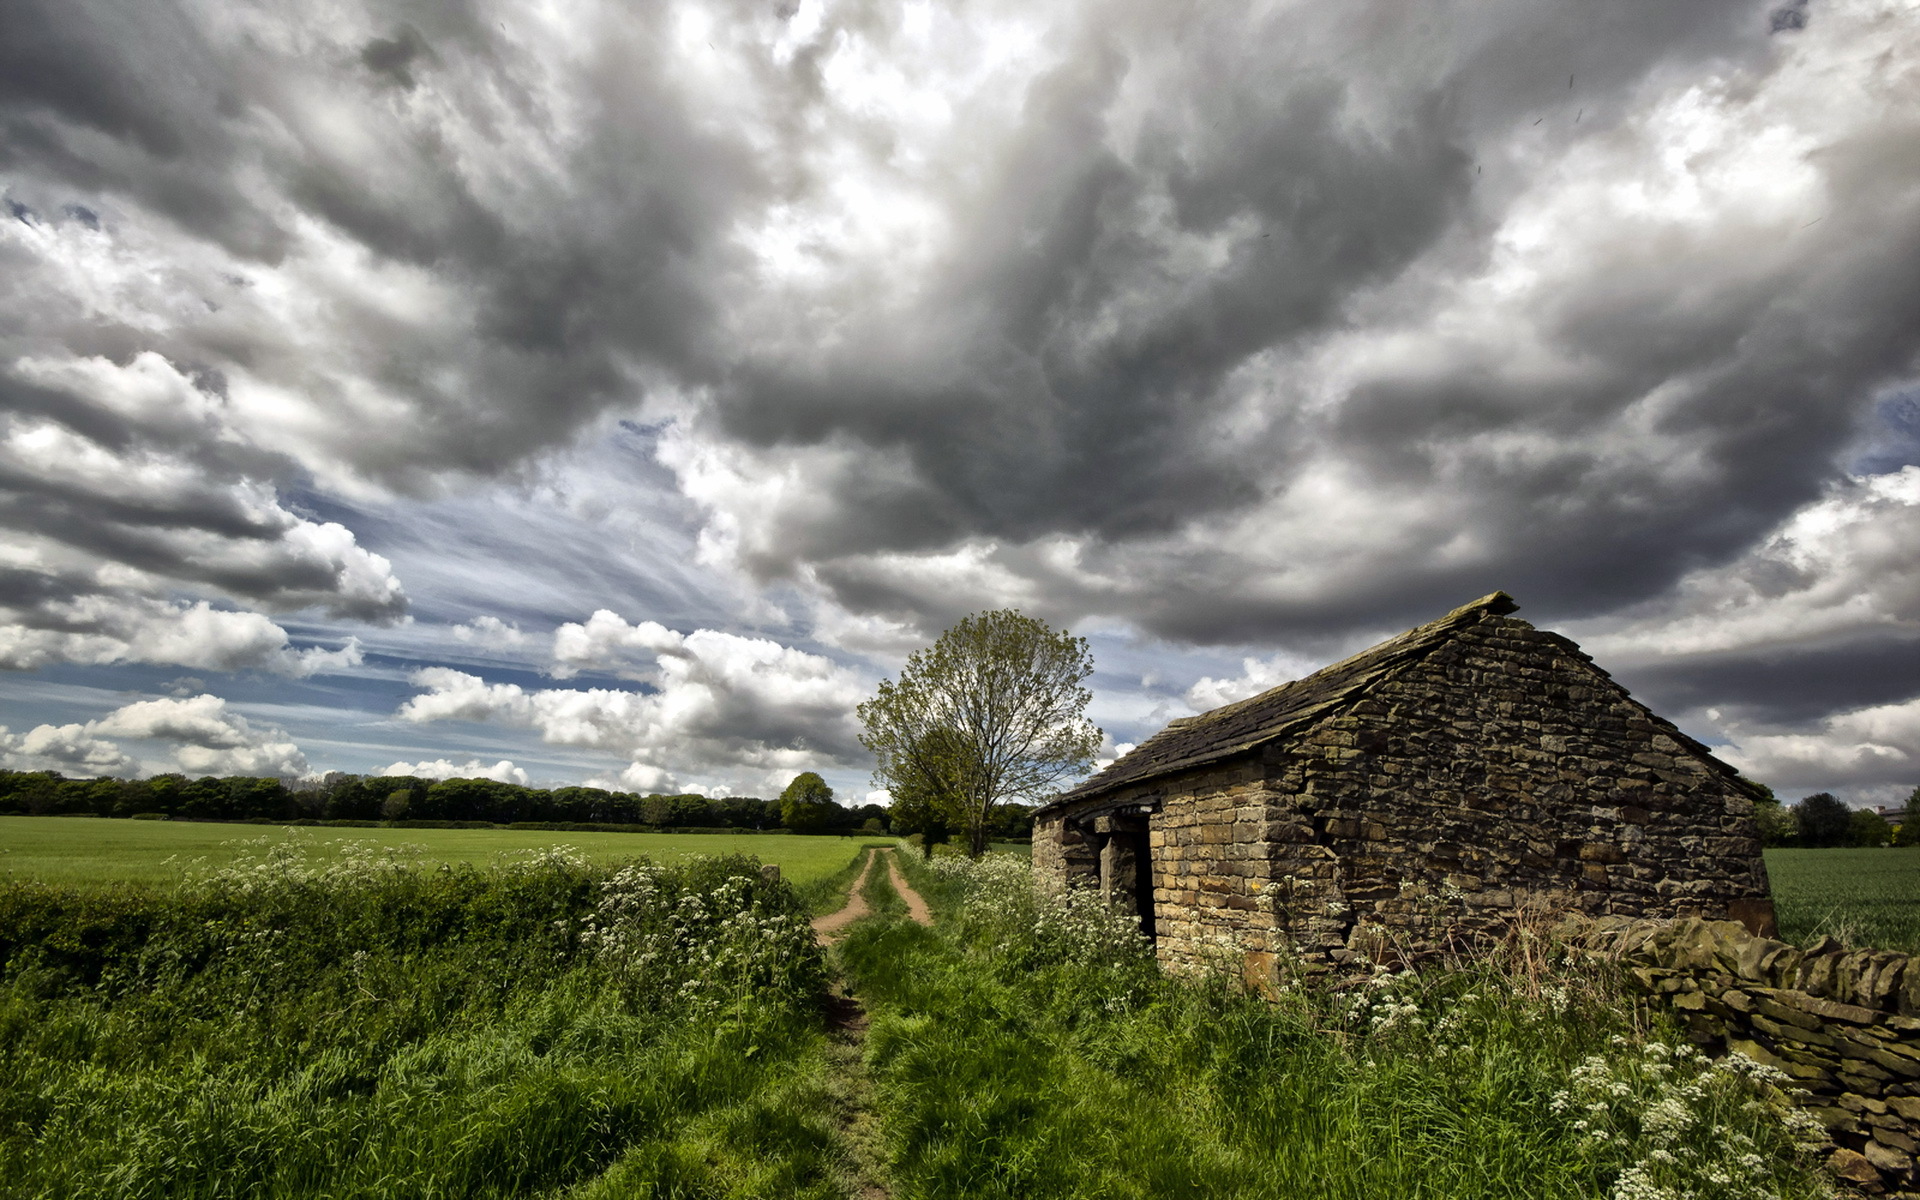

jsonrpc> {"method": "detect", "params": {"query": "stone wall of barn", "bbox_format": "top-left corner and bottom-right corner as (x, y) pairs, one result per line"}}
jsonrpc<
(1253, 614), (1774, 974)
(1035, 612), (1775, 981)
(1034, 758), (1290, 974)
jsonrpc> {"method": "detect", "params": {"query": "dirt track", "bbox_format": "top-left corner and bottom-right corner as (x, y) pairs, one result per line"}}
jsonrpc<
(885, 853), (932, 925)
(810, 848), (933, 941)
(811, 849), (878, 940)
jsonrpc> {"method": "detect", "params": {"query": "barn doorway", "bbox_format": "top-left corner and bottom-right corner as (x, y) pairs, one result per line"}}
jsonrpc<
(1096, 812), (1156, 939)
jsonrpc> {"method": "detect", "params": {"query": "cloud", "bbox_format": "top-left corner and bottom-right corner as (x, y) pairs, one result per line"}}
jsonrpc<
(1185, 648), (1329, 711)
(377, 757), (531, 786)
(451, 615), (528, 649)
(14, 0), (1915, 655)
(400, 615), (870, 793)
(649, 0), (1920, 645)
(1586, 469), (1920, 663)
(0, 597), (363, 677)
(0, 721), (137, 775)
(550, 610), (690, 680)
(1717, 696), (1920, 799)
(1567, 465), (1920, 727)
(0, 693), (309, 778)
(0, 349), (405, 674)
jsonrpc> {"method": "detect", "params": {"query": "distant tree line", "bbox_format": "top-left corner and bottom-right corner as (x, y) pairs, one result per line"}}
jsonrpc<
(1750, 784), (1918, 848)
(0, 768), (1037, 837)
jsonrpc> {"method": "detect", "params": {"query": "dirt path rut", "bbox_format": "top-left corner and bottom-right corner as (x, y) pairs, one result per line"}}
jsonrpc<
(885, 853), (932, 926)
(811, 848), (878, 941)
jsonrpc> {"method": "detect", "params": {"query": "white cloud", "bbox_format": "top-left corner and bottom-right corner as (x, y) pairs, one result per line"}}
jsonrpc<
(0, 598), (364, 677)
(451, 616), (529, 649)
(1717, 696), (1920, 797)
(0, 722), (138, 776)
(0, 694), (309, 778)
(378, 758), (532, 786)
(550, 610), (689, 679)
(401, 615), (871, 793)
(1185, 649), (1326, 711)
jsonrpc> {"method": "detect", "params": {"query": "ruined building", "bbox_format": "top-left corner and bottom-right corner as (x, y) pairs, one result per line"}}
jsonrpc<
(1032, 592), (1776, 977)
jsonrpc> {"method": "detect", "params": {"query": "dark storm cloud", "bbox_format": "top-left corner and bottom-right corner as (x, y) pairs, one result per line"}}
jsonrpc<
(361, 26), (433, 91)
(5, 0), (1920, 673)
(1614, 634), (1920, 727)
(672, 0), (1919, 640)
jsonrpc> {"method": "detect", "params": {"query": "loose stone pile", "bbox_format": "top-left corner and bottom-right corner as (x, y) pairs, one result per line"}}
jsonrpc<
(1584, 916), (1920, 1195)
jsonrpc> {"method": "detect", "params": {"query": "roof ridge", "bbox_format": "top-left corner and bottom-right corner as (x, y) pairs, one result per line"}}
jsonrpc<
(1043, 591), (1521, 808)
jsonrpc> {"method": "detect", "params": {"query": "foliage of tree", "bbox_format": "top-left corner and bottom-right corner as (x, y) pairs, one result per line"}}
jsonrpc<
(1752, 797), (1798, 847)
(0, 769), (779, 829)
(778, 772), (839, 834)
(1792, 792), (1853, 848)
(883, 726), (967, 856)
(1890, 787), (1919, 847)
(1849, 807), (1892, 848)
(859, 610), (1101, 857)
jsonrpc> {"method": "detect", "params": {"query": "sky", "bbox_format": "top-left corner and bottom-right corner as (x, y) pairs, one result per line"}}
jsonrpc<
(2, 0), (1919, 808)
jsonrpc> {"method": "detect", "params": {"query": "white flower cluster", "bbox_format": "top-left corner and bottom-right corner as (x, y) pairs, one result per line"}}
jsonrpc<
(1328, 963), (1433, 1044)
(1550, 1038), (1810, 1200)
(182, 832), (433, 898)
(927, 852), (1155, 973)
(580, 858), (825, 1016)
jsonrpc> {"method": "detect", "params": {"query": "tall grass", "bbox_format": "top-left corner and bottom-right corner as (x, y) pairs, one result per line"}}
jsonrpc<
(0, 840), (839, 1199)
(840, 853), (1830, 1200)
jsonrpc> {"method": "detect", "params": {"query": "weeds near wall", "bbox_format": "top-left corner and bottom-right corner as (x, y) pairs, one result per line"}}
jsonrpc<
(847, 852), (1830, 1200)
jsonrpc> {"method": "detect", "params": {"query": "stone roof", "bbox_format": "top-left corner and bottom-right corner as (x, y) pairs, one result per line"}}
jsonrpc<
(1045, 592), (1524, 810)
(1044, 590), (1757, 813)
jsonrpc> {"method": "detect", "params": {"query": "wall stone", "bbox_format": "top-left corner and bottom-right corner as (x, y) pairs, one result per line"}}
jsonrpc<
(1582, 916), (1920, 1195)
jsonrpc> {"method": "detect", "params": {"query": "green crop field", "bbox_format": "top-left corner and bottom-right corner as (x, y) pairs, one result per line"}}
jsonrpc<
(1763, 845), (1920, 953)
(0, 816), (869, 888)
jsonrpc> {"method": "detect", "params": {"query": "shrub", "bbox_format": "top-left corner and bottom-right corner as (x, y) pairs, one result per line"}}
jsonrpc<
(0, 840), (834, 1196)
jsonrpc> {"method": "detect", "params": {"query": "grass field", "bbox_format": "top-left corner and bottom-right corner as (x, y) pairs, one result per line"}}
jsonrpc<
(0, 839), (1842, 1198)
(0, 816), (869, 888)
(1763, 845), (1920, 953)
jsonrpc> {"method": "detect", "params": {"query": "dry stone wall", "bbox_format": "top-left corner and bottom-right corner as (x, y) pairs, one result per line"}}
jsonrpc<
(1587, 917), (1920, 1194)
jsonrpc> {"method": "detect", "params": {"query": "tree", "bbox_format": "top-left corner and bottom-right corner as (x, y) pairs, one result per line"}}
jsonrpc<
(885, 726), (967, 858)
(1895, 786), (1920, 847)
(859, 610), (1102, 857)
(1850, 807), (1892, 847)
(1793, 792), (1853, 848)
(779, 772), (838, 834)
(1753, 796), (1798, 847)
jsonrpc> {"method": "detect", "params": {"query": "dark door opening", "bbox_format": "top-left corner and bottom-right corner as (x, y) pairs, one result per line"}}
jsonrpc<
(1097, 813), (1156, 940)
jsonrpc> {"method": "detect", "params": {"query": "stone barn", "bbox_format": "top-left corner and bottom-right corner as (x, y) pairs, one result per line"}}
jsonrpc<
(1033, 592), (1776, 979)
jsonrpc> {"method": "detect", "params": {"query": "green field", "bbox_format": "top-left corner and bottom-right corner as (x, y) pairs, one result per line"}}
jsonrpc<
(0, 816), (869, 888)
(1764, 845), (1920, 953)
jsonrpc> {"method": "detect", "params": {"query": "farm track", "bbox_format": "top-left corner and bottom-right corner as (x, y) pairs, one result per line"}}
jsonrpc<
(885, 852), (932, 926)
(812, 848), (880, 940)
(818, 849), (934, 1199)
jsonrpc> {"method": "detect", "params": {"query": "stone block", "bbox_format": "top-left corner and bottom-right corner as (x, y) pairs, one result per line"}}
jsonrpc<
(1826, 1147), (1880, 1186)
(1752, 1013), (1834, 1047)
(1864, 1047), (1920, 1080)
(1867, 1129), (1916, 1160)
(1799, 994), (1881, 1026)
